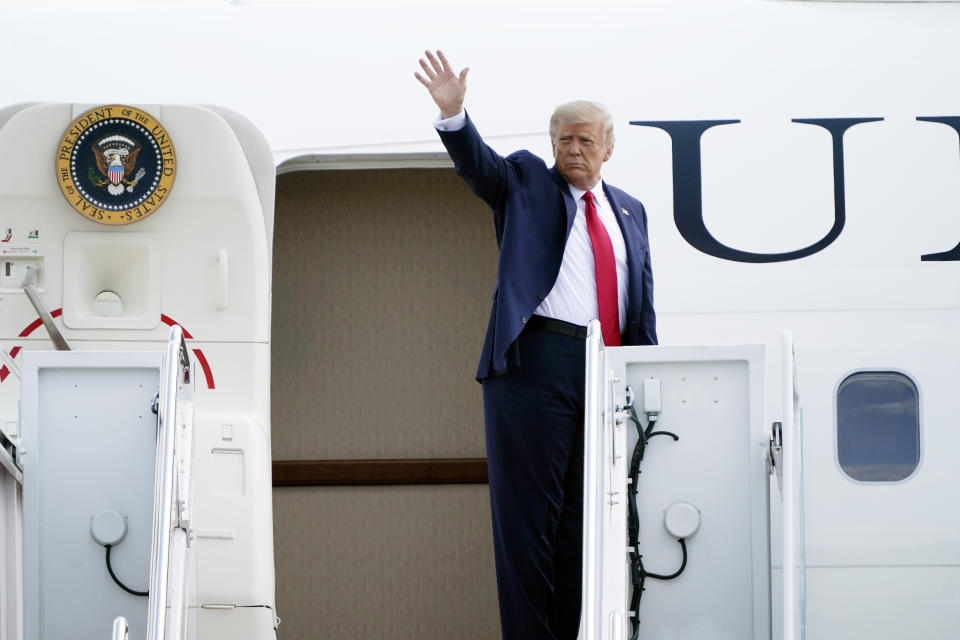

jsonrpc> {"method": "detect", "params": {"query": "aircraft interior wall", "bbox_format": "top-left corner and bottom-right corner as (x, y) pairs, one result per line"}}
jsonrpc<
(270, 169), (500, 639)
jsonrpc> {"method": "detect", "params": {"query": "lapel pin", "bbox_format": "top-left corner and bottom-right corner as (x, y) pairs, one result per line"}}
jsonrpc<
(621, 207), (630, 216)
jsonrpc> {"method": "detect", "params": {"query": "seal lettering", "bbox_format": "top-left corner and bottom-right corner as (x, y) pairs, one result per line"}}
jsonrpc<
(55, 104), (176, 225)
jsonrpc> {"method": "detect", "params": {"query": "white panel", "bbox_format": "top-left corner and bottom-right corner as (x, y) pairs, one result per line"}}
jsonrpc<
(211, 448), (246, 496)
(20, 351), (162, 640)
(585, 341), (767, 640)
(194, 604), (277, 640)
(191, 416), (275, 609)
(804, 567), (960, 639)
(625, 359), (757, 639)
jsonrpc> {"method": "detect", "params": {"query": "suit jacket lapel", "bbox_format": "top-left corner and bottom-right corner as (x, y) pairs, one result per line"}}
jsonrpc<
(551, 167), (578, 236)
(603, 182), (637, 312)
(603, 182), (629, 234)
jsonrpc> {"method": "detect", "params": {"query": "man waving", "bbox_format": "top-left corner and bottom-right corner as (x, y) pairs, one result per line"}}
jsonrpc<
(417, 50), (656, 640)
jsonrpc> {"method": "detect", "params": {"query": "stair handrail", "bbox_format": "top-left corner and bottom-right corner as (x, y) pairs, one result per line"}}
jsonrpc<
(111, 616), (129, 640)
(0, 427), (21, 486)
(145, 325), (191, 640)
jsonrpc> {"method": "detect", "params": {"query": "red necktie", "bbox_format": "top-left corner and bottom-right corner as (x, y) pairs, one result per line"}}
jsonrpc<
(583, 191), (621, 346)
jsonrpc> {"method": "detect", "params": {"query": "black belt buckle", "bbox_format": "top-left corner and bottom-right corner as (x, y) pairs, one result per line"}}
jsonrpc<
(528, 315), (587, 340)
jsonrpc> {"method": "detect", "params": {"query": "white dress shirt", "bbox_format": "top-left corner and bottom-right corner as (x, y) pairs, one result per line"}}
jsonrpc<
(435, 111), (629, 329)
(535, 182), (628, 329)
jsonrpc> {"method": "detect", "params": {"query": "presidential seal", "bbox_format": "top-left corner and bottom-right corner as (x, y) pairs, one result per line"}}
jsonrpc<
(55, 105), (176, 225)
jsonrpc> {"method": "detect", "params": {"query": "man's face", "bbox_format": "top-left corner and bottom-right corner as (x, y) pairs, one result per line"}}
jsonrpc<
(551, 120), (612, 190)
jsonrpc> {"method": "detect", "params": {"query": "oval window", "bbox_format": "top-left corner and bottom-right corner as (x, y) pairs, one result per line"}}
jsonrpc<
(837, 372), (920, 482)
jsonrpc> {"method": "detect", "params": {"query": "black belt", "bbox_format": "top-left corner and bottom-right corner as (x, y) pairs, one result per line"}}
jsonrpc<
(527, 315), (587, 340)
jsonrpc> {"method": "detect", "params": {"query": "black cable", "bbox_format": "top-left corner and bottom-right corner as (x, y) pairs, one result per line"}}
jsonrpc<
(647, 430), (679, 441)
(626, 404), (647, 640)
(105, 545), (148, 597)
(644, 538), (688, 581)
(624, 403), (687, 640)
(628, 550), (645, 640)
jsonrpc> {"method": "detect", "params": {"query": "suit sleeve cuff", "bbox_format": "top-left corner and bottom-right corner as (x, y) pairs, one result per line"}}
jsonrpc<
(434, 110), (466, 131)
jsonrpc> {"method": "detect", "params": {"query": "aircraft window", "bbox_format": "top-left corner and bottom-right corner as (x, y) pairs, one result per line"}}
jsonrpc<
(837, 372), (920, 482)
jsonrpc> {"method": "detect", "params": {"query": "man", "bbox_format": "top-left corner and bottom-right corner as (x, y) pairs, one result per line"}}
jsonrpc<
(416, 50), (657, 640)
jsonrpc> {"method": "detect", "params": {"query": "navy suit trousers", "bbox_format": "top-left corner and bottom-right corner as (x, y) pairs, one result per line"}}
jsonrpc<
(482, 324), (585, 640)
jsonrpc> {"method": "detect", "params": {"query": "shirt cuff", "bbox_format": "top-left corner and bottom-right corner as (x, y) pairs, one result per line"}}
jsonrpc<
(434, 110), (466, 131)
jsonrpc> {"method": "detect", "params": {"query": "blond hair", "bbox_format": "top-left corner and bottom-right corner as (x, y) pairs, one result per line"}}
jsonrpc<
(549, 100), (615, 149)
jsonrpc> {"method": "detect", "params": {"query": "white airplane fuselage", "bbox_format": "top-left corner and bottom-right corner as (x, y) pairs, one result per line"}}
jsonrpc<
(1, 1), (959, 638)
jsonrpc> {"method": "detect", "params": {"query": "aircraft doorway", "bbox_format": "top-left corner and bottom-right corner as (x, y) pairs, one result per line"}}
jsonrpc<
(270, 167), (499, 639)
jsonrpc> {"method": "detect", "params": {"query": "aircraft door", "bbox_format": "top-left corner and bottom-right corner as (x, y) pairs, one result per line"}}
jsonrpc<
(20, 351), (163, 640)
(580, 321), (773, 640)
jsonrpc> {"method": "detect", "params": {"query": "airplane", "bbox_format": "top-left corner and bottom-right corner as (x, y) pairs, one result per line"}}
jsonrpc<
(1, 1), (959, 639)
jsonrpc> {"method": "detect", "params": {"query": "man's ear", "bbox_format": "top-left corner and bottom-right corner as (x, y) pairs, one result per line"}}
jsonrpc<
(603, 146), (613, 162)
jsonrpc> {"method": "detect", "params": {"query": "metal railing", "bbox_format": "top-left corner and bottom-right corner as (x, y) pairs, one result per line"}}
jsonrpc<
(580, 320), (607, 640)
(144, 325), (192, 640)
(0, 341), (21, 381)
(21, 265), (69, 351)
(1, 426), (22, 640)
(111, 616), (129, 640)
(0, 429), (20, 486)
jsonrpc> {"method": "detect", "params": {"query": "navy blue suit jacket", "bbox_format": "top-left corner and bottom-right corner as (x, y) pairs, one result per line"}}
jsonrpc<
(438, 113), (657, 380)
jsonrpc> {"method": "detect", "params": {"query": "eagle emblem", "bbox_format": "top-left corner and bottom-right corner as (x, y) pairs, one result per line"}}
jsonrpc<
(56, 104), (176, 225)
(90, 134), (146, 196)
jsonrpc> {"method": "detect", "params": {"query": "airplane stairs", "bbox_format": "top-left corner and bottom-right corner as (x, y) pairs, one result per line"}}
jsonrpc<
(2, 325), (195, 640)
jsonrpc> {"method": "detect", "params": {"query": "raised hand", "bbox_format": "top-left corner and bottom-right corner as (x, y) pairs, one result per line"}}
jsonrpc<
(415, 50), (469, 119)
